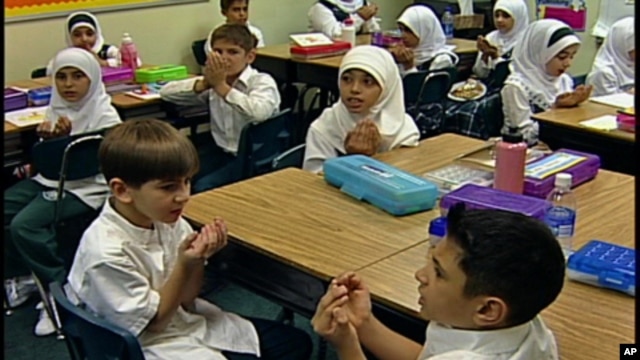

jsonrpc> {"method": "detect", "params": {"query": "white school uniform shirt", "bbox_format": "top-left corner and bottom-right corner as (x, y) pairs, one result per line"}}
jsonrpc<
(501, 19), (580, 145)
(586, 17), (635, 96)
(33, 48), (122, 209)
(303, 46), (420, 173)
(418, 316), (559, 360)
(396, 6), (459, 77)
(159, 65), (281, 154)
(308, 2), (381, 39)
(472, 0), (529, 78)
(66, 199), (260, 360)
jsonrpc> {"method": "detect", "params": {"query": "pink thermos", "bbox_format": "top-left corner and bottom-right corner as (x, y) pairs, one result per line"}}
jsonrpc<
(494, 127), (527, 194)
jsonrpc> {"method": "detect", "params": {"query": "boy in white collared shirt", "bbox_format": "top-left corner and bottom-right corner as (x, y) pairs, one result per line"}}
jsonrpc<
(160, 24), (280, 193)
(67, 119), (311, 360)
(311, 203), (565, 360)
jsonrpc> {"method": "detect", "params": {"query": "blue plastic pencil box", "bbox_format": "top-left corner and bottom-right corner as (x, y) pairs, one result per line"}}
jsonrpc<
(323, 155), (438, 216)
(567, 240), (635, 296)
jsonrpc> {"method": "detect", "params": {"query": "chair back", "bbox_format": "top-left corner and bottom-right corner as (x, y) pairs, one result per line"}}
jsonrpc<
(272, 144), (306, 171)
(490, 60), (511, 89)
(31, 67), (47, 79)
(192, 39), (208, 67)
(236, 108), (293, 180)
(49, 282), (145, 360)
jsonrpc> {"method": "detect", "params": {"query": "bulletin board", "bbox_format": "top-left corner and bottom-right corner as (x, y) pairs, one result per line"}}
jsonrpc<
(5, 0), (208, 23)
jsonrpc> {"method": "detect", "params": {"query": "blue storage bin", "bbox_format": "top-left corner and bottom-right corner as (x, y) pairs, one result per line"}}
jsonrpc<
(567, 240), (635, 296)
(323, 155), (438, 216)
(28, 87), (52, 106)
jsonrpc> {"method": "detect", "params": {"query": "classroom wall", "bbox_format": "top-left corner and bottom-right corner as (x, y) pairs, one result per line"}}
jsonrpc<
(4, 0), (413, 82)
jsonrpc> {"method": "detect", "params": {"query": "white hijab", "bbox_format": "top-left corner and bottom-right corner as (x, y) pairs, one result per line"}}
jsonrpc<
(505, 19), (581, 109)
(324, 0), (365, 14)
(397, 6), (459, 66)
(310, 46), (420, 153)
(46, 48), (122, 135)
(64, 11), (106, 53)
(488, 0), (529, 54)
(589, 17), (635, 88)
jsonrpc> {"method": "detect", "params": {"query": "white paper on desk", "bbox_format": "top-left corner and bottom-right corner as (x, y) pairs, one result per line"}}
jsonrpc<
(5, 106), (48, 128)
(458, 0), (474, 16)
(589, 93), (634, 109)
(579, 115), (618, 131)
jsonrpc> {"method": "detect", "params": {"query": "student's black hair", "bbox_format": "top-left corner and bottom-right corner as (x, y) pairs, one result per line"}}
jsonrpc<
(446, 203), (566, 326)
(210, 23), (257, 52)
(220, 0), (249, 12)
(548, 27), (575, 47)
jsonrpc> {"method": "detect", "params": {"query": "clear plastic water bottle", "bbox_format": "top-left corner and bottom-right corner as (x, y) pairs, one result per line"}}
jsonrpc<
(544, 173), (577, 259)
(119, 32), (139, 69)
(442, 6), (454, 40)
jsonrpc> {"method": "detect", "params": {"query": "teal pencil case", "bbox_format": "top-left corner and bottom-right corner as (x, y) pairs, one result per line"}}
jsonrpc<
(323, 155), (438, 216)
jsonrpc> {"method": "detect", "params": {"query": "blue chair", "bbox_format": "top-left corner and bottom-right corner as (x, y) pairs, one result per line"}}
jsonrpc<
(49, 282), (145, 360)
(191, 39), (207, 67)
(272, 144), (306, 171)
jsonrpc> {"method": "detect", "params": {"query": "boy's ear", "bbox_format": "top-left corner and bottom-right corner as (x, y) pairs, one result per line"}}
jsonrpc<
(473, 296), (508, 328)
(109, 178), (134, 204)
(245, 48), (256, 64)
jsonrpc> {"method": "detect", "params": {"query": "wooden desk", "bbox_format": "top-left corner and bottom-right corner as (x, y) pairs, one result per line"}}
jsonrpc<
(533, 101), (634, 175)
(360, 173), (634, 360)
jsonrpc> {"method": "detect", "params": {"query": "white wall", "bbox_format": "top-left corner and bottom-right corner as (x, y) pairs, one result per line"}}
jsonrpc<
(5, 0), (413, 82)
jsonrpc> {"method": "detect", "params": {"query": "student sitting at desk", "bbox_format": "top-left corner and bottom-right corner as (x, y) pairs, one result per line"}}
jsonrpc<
(302, 46), (420, 174)
(312, 203), (566, 359)
(5, 47), (122, 336)
(308, 0), (381, 39)
(67, 118), (312, 360)
(205, 0), (265, 49)
(502, 19), (592, 146)
(45, 11), (140, 75)
(160, 24), (280, 193)
(472, 0), (529, 80)
(586, 17), (635, 96)
(391, 5), (459, 76)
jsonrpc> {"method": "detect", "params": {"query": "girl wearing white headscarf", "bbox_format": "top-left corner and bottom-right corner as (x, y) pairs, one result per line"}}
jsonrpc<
(396, 5), (459, 76)
(5, 47), (122, 336)
(501, 19), (582, 145)
(46, 11), (123, 75)
(586, 17), (635, 96)
(472, 0), (529, 78)
(303, 46), (420, 173)
(308, 0), (381, 39)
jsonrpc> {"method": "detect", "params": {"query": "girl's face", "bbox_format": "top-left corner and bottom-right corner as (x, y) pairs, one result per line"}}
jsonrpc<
(70, 26), (97, 50)
(545, 44), (580, 77)
(55, 66), (91, 102)
(339, 69), (382, 115)
(493, 10), (514, 33)
(398, 23), (420, 48)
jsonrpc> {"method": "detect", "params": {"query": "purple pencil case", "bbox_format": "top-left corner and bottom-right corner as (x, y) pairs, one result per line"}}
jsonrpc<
(440, 184), (550, 221)
(523, 149), (600, 199)
(5, 88), (28, 112)
(101, 67), (134, 84)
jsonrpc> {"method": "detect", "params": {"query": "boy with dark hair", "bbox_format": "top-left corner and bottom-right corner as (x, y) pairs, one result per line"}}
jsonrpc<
(218, 0), (264, 47)
(312, 203), (566, 359)
(160, 24), (280, 193)
(67, 119), (311, 360)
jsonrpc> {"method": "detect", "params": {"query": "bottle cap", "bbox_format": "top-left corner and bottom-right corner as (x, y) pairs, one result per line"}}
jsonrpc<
(555, 173), (572, 189)
(501, 126), (524, 143)
(429, 217), (447, 237)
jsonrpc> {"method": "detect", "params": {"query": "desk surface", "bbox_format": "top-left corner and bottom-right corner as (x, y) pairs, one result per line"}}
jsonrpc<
(183, 134), (487, 280)
(359, 138), (634, 360)
(532, 101), (634, 143)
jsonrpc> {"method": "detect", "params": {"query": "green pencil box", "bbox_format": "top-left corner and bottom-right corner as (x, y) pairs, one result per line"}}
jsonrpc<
(135, 65), (188, 83)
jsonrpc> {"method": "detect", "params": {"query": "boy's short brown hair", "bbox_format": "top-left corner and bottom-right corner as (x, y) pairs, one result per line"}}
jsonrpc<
(220, 0), (249, 12)
(99, 119), (199, 188)
(210, 23), (257, 52)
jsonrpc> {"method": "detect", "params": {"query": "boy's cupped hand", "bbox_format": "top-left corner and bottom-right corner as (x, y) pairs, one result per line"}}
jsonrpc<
(179, 217), (228, 267)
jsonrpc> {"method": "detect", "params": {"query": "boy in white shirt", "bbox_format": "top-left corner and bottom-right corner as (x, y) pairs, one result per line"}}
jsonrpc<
(67, 118), (312, 360)
(161, 24), (280, 193)
(312, 203), (566, 360)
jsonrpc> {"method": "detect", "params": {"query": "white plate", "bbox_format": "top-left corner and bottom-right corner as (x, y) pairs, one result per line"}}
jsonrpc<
(448, 81), (487, 102)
